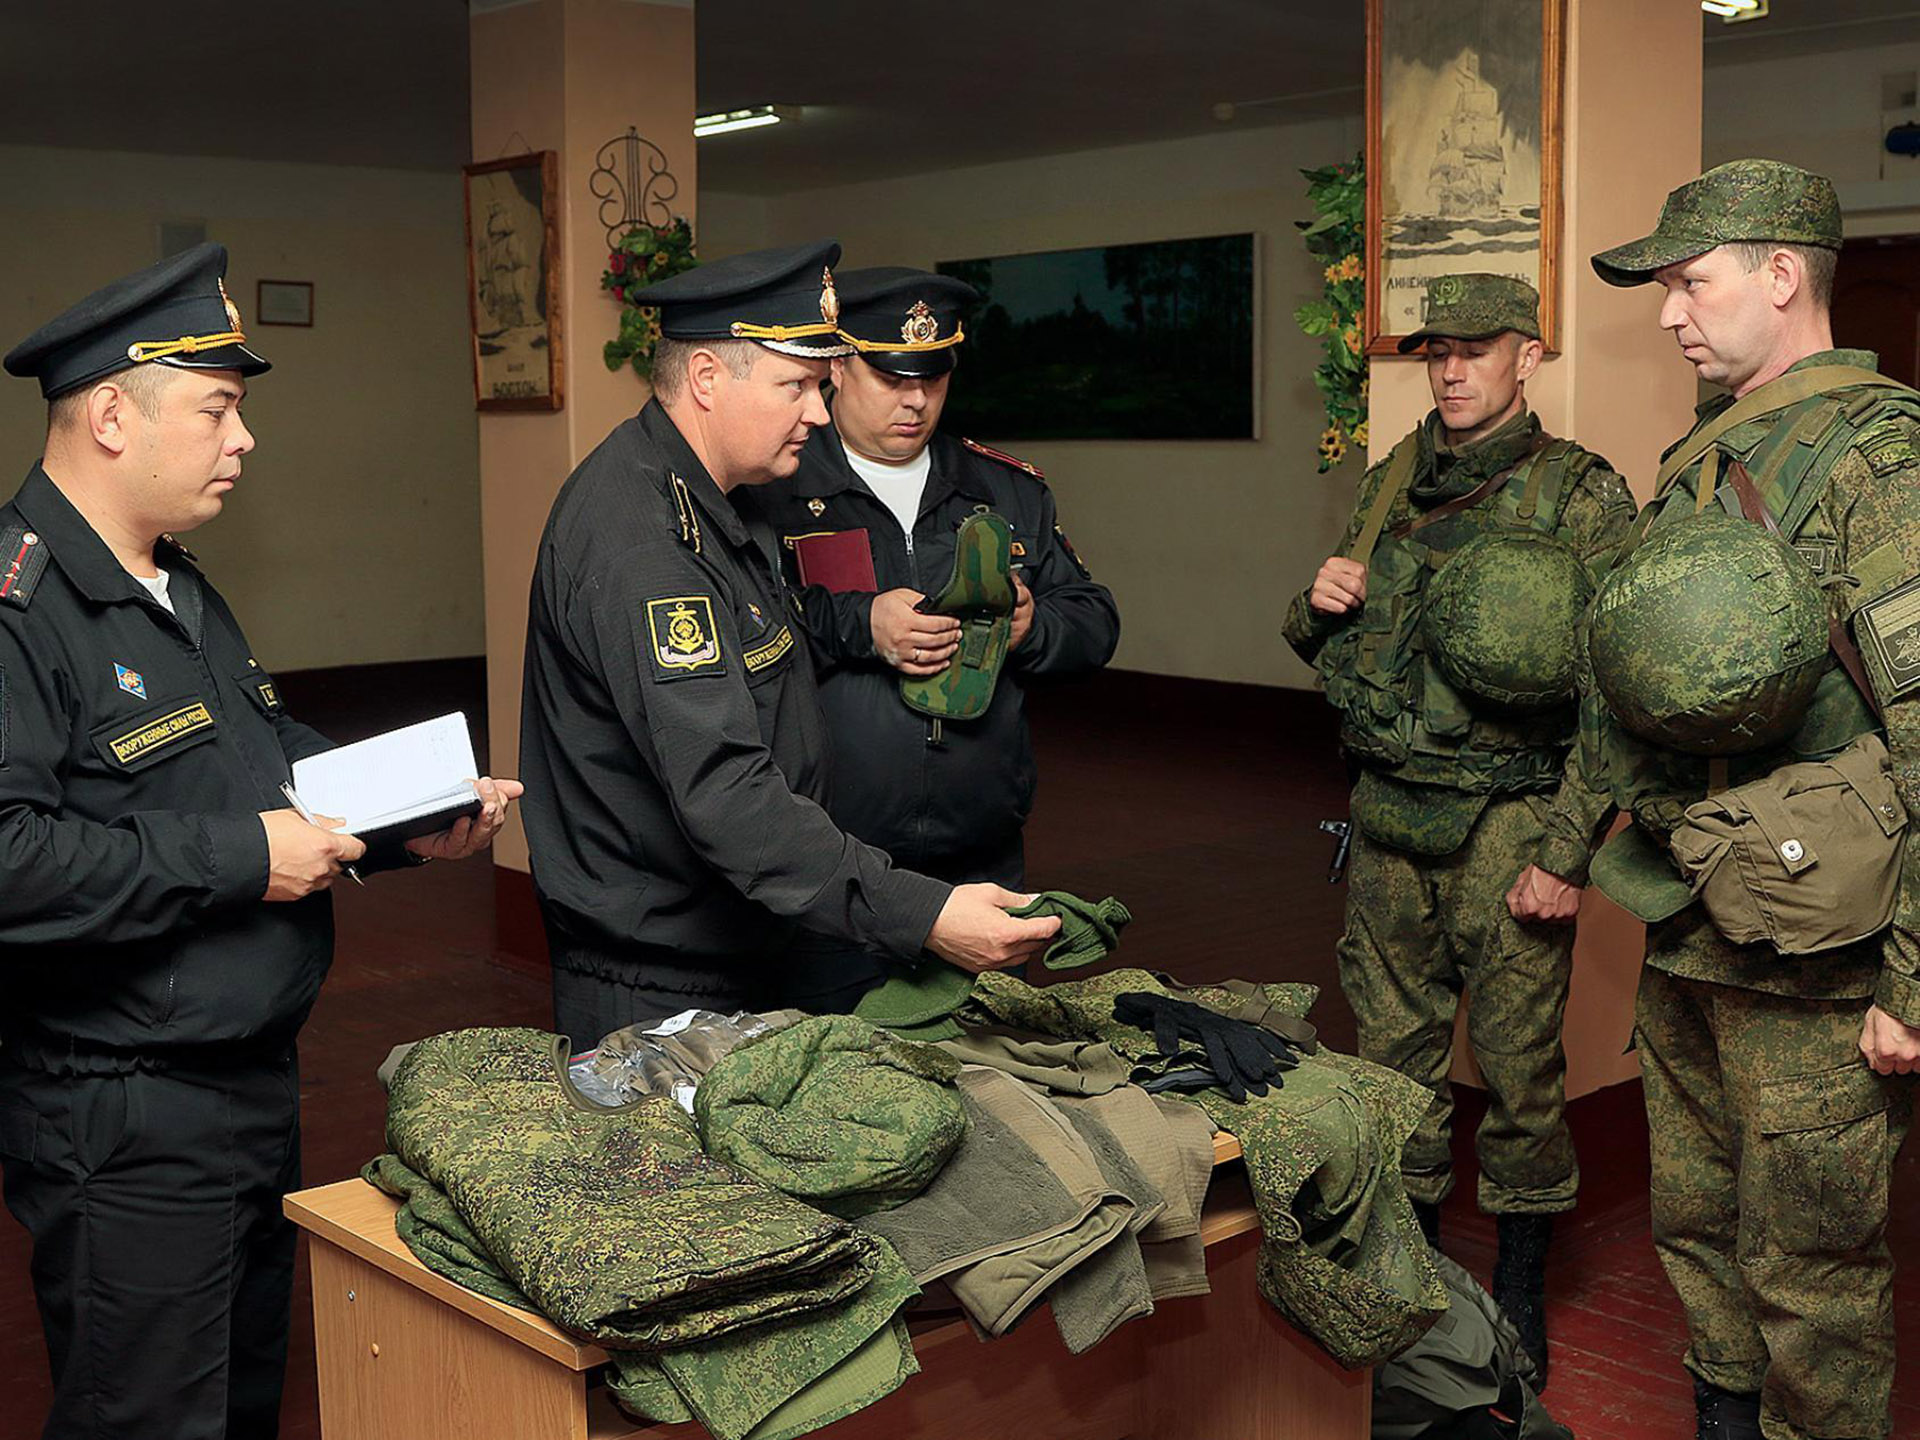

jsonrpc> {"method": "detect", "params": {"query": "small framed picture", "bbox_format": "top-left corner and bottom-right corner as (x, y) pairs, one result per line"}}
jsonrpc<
(463, 150), (564, 412)
(256, 280), (314, 328)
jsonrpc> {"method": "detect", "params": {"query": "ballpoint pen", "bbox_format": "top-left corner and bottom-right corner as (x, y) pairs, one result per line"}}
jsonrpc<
(279, 781), (364, 886)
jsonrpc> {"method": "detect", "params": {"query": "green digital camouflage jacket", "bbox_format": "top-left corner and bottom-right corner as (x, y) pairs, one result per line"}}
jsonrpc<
(1284, 408), (1637, 883)
(1577, 349), (1920, 1023)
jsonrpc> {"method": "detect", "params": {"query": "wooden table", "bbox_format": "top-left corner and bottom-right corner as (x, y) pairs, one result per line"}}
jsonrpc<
(285, 1132), (1371, 1440)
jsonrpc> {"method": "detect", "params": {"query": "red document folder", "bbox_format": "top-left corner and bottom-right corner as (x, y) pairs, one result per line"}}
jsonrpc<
(791, 529), (878, 593)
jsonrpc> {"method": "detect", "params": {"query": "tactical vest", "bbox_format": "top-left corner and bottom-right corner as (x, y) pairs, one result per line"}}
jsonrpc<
(1601, 365), (1920, 836)
(1316, 426), (1600, 794)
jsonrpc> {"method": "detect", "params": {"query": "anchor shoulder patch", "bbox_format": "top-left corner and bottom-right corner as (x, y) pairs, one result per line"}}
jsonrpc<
(0, 526), (49, 610)
(962, 438), (1044, 479)
(644, 594), (727, 680)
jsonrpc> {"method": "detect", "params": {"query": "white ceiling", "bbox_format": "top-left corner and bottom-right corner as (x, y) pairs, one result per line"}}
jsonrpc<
(0, 1), (1916, 192)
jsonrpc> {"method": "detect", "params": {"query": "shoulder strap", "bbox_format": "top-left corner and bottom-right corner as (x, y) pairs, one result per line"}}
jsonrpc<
(1514, 437), (1578, 524)
(961, 437), (1044, 479)
(1395, 429), (1555, 539)
(0, 526), (49, 610)
(1724, 459), (1883, 725)
(1655, 366), (1912, 493)
(667, 472), (702, 555)
(1345, 437), (1420, 562)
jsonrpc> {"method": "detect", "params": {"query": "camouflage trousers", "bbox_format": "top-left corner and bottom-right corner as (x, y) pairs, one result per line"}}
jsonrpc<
(1335, 792), (1578, 1213)
(1637, 964), (1914, 1440)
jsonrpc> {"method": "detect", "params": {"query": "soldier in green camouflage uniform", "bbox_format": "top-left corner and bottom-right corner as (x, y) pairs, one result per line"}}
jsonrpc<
(1584, 160), (1920, 1440)
(1285, 273), (1637, 1379)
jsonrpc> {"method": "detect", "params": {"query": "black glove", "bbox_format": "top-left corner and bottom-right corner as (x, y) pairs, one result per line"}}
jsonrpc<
(1112, 992), (1301, 1103)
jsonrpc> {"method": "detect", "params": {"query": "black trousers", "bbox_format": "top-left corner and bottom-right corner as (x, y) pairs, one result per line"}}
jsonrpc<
(0, 1049), (301, 1440)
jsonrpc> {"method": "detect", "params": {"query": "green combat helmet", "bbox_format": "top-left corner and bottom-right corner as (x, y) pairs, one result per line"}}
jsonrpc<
(1420, 531), (1592, 712)
(1587, 510), (1827, 755)
(902, 506), (1015, 720)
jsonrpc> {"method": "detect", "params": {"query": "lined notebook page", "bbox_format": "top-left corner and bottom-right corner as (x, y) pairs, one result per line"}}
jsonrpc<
(291, 713), (477, 833)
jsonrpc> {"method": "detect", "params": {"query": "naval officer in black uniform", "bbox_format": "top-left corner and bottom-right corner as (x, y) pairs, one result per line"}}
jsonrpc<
(749, 267), (1119, 1008)
(0, 243), (519, 1439)
(519, 241), (1060, 1045)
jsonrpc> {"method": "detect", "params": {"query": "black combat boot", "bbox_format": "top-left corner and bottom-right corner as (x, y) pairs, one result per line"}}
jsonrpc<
(1490, 1214), (1553, 1386)
(1412, 1199), (1442, 1248)
(1692, 1377), (1763, 1440)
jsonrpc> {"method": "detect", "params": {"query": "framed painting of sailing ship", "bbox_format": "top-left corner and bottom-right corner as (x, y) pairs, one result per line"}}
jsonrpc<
(1365, 0), (1565, 354)
(463, 150), (563, 412)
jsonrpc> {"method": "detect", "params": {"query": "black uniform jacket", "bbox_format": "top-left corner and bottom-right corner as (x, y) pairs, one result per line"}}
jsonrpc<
(749, 424), (1120, 877)
(0, 467), (330, 1071)
(518, 401), (952, 975)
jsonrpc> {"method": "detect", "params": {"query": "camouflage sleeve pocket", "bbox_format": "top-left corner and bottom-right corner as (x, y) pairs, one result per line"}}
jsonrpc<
(1754, 1063), (1894, 1256)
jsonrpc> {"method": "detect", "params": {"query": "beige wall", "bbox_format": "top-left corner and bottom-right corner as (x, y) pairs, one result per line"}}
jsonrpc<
(471, 0), (698, 873)
(703, 116), (1366, 689)
(0, 144), (483, 671)
(1703, 38), (1920, 238)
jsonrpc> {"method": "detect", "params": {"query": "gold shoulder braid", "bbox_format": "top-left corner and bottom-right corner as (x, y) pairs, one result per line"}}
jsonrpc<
(668, 473), (702, 555)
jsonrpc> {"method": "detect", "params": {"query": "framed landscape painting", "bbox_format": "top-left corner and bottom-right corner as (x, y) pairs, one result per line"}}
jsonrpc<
(935, 233), (1257, 441)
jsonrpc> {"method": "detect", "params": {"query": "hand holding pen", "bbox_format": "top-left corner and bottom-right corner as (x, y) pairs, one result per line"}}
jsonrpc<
(260, 783), (367, 899)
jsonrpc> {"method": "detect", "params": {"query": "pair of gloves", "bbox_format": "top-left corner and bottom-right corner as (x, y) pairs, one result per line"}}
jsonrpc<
(1113, 992), (1302, 1103)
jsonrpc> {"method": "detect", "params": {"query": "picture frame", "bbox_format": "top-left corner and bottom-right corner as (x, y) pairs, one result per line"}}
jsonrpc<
(255, 280), (313, 328)
(462, 150), (563, 412)
(935, 233), (1259, 441)
(1365, 0), (1566, 354)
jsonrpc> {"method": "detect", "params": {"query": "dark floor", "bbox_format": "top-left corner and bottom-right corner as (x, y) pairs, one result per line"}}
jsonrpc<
(1, 666), (1916, 1439)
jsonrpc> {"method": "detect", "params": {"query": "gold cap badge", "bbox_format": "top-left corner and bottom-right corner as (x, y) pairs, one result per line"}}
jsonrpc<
(901, 300), (939, 345)
(819, 267), (840, 326)
(218, 277), (244, 334)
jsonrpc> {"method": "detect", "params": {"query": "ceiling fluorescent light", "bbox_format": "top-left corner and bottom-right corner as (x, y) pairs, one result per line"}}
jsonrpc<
(1701, 0), (1765, 16)
(695, 106), (792, 138)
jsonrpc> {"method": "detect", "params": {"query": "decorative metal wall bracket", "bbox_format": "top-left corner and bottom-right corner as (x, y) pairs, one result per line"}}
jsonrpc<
(591, 128), (681, 247)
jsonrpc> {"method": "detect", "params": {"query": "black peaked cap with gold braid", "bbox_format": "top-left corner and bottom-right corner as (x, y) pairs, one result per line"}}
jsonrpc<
(833, 267), (978, 378)
(643, 239), (854, 358)
(4, 242), (270, 400)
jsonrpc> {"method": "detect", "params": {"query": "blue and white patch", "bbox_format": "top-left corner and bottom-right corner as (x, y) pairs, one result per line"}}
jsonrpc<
(114, 663), (147, 699)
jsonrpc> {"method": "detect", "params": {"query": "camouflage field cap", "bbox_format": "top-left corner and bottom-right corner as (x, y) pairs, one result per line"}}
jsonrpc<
(1395, 273), (1541, 354)
(1591, 159), (1842, 288)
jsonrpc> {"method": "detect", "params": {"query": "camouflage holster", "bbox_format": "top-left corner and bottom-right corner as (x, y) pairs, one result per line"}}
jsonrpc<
(901, 506), (1015, 720)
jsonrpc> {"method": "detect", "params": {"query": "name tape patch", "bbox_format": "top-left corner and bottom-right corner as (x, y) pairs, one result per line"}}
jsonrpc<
(108, 701), (216, 768)
(744, 625), (794, 674)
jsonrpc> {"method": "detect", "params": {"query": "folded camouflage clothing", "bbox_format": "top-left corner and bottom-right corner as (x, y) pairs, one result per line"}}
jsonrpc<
(379, 1027), (923, 1439)
(362, 1151), (918, 1440)
(960, 969), (1448, 1368)
(694, 1014), (969, 1219)
(853, 890), (1133, 1041)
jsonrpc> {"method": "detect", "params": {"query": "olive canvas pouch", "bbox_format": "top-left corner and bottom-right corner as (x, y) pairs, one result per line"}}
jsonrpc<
(1668, 732), (1906, 954)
